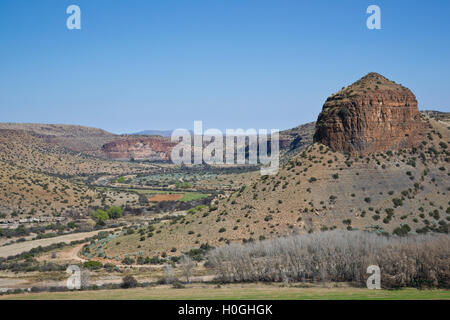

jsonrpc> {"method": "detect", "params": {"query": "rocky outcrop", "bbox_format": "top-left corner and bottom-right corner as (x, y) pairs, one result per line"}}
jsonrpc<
(313, 72), (426, 156)
(102, 136), (175, 161)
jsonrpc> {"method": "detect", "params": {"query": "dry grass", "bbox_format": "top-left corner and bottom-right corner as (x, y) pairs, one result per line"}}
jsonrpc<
(1, 283), (449, 300)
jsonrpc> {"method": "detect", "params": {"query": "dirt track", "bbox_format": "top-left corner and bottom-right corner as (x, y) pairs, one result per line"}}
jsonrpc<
(0, 229), (115, 258)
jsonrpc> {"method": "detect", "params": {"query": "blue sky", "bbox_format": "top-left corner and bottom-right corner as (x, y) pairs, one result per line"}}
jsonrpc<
(0, 0), (449, 134)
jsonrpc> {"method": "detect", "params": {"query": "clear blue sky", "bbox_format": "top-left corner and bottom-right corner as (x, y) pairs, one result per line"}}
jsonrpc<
(1, 0), (449, 134)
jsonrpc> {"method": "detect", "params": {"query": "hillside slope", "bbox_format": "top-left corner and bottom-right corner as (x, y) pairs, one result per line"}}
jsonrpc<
(0, 129), (158, 176)
(0, 123), (116, 155)
(103, 113), (449, 258)
(0, 159), (139, 217)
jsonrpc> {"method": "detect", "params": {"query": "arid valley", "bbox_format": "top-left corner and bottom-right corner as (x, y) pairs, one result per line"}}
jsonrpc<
(0, 73), (448, 299)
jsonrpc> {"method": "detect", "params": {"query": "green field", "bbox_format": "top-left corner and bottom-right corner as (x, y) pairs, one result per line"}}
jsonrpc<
(2, 284), (449, 300)
(178, 192), (210, 202)
(125, 188), (209, 201)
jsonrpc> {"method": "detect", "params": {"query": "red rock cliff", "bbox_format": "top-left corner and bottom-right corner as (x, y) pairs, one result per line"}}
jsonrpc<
(102, 136), (175, 161)
(313, 72), (426, 156)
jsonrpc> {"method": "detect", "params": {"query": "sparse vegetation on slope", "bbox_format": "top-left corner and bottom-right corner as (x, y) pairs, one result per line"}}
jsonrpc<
(104, 112), (448, 257)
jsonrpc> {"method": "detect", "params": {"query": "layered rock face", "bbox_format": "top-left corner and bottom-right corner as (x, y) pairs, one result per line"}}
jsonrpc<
(102, 136), (175, 161)
(314, 73), (426, 156)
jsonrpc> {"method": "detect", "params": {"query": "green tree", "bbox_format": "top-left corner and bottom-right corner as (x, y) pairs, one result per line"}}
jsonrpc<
(107, 206), (122, 219)
(92, 209), (109, 223)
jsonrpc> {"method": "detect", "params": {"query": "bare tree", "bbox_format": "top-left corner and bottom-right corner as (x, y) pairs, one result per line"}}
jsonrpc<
(207, 230), (450, 288)
(180, 255), (196, 283)
(163, 263), (176, 284)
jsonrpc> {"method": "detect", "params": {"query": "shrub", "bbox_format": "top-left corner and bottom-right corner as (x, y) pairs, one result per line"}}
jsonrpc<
(146, 256), (162, 264)
(172, 281), (185, 289)
(121, 256), (135, 265)
(393, 224), (411, 237)
(121, 275), (138, 288)
(103, 263), (116, 272)
(83, 260), (103, 270)
(137, 256), (146, 264)
(392, 198), (403, 207)
(342, 219), (352, 225)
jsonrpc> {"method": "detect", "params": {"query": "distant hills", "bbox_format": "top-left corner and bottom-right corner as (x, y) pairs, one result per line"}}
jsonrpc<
(131, 130), (174, 137)
(0, 123), (116, 156)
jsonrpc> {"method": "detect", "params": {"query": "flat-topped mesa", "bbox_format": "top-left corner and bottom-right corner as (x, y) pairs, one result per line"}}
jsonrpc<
(313, 72), (426, 156)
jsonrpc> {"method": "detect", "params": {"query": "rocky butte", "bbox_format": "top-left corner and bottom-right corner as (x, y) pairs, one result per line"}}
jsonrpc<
(313, 72), (426, 156)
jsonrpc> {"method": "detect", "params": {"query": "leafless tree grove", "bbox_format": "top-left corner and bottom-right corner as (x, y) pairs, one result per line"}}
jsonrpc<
(207, 231), (449, 288)
(180, 255), (196, 283)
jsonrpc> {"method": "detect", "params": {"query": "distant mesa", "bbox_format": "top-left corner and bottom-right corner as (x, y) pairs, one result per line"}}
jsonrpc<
(313, 72), (426, 156)
(102, 136), (175, 161)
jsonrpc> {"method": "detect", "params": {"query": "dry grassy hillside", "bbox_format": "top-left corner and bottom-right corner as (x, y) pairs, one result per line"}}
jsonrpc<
(279, 121), (315, 161)
(0, 129), (158, 176)
(103, 113), (449, 258)
(0, 123), (116, 155)
(0, 126), (155, 217)
(0, 159), (140, 217)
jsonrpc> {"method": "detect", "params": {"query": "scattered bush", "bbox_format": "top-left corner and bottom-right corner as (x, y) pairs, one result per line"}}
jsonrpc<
(393, 224), (411, 237)
(121, 256), (135, 265)
(121, 275), (138, 288)
(83, 260), (103, 270)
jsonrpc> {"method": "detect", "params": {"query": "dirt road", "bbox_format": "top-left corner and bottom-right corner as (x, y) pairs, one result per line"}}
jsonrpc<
(0, 229), (115, 258)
